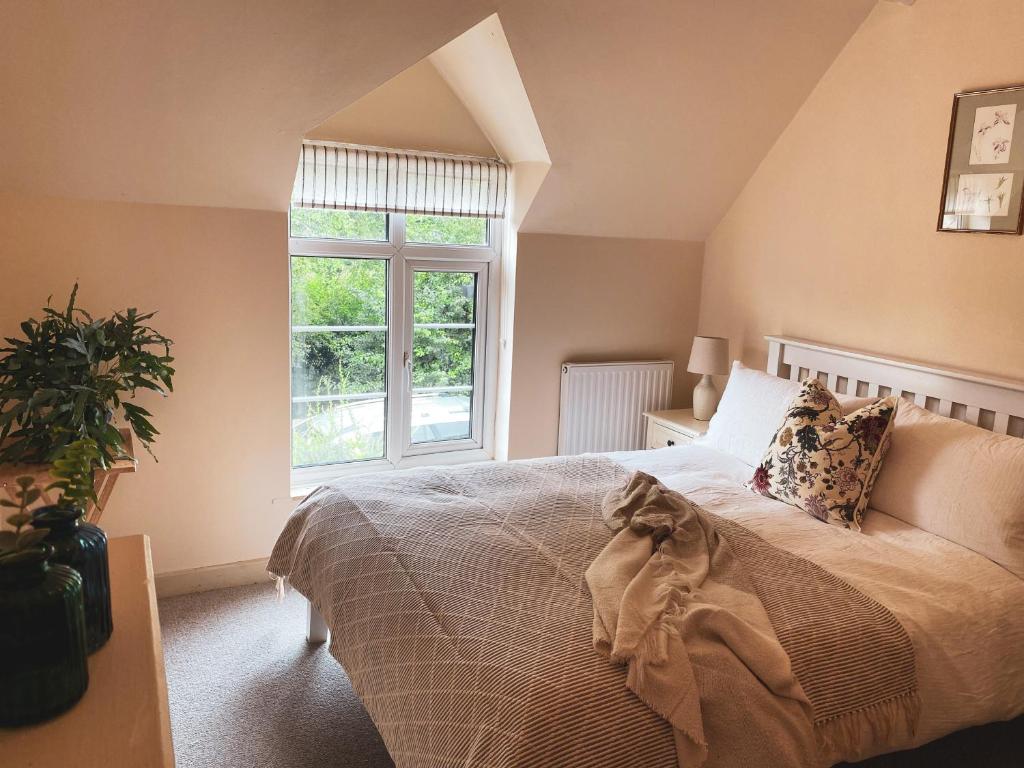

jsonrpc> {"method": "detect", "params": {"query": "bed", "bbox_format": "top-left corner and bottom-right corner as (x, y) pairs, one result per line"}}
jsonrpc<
(269, 337), (1024, 767)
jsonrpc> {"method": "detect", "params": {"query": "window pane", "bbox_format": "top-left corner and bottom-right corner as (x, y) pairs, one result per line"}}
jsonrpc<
(290, 256), (387, 466)
(412, 270), (475, 325)
(291, 257), (386, 327)
(411, 271), (477, 444)
(411, 328), (474, 389)
(406, 214), (487, 246)
(289, 207), (387, 241)
(410, 392), (472, 444)
(291, 389), (386, 466)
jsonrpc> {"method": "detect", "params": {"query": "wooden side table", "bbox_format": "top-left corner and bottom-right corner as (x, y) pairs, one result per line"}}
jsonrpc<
(643, 408), (708, 449)
(1, 535), (175, 767)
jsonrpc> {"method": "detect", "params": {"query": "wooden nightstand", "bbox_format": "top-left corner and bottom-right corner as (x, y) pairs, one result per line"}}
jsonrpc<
(643, 408), (708, 449)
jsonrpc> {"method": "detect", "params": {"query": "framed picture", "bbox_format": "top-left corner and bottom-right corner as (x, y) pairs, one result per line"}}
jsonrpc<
(938, 85), (1024, 234)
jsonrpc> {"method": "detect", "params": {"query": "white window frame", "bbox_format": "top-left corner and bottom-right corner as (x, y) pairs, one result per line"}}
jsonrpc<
(289, 212), (501, 491)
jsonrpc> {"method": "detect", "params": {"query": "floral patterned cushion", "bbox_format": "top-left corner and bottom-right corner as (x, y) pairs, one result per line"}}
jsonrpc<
(749, 378), (897, 530)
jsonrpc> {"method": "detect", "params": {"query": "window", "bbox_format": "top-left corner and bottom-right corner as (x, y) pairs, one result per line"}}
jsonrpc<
(409, 268), (478, 445)
(289, 208), (387, 241)
(290, 255), (388, 466)
(406, 215), (487, 245)
(289, 210), (499, 485)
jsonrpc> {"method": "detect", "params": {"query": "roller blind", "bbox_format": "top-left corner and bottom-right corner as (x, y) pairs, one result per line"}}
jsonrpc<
(291, 141), (508, 219)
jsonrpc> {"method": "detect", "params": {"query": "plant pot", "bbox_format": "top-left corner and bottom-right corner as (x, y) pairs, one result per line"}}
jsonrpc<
(0, 546), (89, 726)
(31, 506), (113, 653)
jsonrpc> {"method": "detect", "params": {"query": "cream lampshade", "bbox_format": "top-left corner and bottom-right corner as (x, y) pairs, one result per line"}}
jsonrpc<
(687, 336), (729, 421)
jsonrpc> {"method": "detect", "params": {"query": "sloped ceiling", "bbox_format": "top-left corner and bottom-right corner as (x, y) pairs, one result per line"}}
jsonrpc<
(307, 59), (498, 158)
(504, 0), (877, 239)
(0, 0), (877, 240)
(0, 0), (498, 212)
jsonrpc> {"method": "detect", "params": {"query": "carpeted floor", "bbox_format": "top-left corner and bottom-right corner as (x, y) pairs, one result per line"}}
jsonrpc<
(160, 584), (1021, 768)
(159, 582), (393, 768)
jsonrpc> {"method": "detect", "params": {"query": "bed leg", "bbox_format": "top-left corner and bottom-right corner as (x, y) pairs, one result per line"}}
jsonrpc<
(306, 600), (329, 645)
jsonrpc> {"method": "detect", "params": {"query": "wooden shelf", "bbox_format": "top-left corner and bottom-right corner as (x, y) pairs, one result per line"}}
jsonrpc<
(0, 432), (136, 525)
(0, 535), (175, 767)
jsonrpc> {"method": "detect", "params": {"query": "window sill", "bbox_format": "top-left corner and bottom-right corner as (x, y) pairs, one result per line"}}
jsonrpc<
(289, 448), (494, 500)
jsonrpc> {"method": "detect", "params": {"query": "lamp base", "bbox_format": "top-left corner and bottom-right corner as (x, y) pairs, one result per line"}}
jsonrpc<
(692, 374), (720, 421)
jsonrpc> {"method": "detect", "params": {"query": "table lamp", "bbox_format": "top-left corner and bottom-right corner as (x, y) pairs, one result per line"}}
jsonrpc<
(687, 336), (729, 421)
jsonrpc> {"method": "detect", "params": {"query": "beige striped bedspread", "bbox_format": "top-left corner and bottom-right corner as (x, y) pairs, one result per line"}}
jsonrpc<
(268, 455), (919, 768)
(591, 470), (918, 768)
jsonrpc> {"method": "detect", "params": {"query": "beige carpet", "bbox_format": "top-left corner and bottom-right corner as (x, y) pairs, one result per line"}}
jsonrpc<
(159, 582), (393, 768)
(160, 583), (1020, 768)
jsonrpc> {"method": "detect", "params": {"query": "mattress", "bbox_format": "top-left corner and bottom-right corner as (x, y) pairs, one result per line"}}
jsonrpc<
(607, 444), (1024, 748)
(273, 455), (681, 767)
(272, 443), (1024, 765)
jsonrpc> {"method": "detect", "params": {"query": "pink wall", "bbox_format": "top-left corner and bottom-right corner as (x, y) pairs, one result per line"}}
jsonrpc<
(0, 199), (706, 570)
(700, 0), (1024, 379)
(508, 233), (703, 458)
(0, 193), (292, 574)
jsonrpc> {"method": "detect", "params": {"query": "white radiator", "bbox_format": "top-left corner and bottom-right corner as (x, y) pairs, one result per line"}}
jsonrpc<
(557, 361), (674, 455)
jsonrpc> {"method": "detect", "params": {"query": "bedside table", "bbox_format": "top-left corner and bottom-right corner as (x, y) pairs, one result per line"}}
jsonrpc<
(643, 408), (708, 449)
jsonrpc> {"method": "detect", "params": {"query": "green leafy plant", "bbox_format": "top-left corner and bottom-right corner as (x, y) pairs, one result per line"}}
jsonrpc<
(1, 437), (101, 567)
(46, 437), (102, 512)
(0, 284), (175, 468)
(0, 476), (49, 564)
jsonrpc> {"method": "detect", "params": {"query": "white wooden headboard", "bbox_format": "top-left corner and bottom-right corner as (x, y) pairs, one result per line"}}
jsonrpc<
(765, 336), (1024, 438)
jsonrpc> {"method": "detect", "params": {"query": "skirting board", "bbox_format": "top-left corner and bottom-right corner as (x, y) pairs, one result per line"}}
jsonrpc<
(155, 556), (272, 598)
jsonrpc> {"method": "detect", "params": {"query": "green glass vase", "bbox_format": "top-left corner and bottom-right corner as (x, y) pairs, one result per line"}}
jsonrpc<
(32, 505), (113, 653)
(0, 546), (89, 726)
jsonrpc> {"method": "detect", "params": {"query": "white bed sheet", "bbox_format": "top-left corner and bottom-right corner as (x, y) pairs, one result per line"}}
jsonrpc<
(604, 444), (1024, 751)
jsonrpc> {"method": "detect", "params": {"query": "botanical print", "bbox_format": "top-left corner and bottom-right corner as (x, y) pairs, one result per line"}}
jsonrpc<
(749, 379), (896, 531)
(954, 172), (1015, 217)
(970, 104), (1016, 164)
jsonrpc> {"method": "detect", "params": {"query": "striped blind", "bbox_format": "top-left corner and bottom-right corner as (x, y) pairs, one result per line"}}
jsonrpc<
(291, 141), (508, 219)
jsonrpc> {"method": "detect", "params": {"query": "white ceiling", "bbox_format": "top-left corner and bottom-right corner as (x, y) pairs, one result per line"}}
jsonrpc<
(0, 0), (878, 241)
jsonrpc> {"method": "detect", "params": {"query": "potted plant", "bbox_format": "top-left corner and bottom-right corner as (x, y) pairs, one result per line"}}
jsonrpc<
(31, 437), (113, 653)
(0, 286), (175, 655)
(0, 283), (175, 470)
(0, 477), (89, 726)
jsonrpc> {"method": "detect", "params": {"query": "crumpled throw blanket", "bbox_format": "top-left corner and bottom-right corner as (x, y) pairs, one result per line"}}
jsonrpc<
(586, 471), (920, 768)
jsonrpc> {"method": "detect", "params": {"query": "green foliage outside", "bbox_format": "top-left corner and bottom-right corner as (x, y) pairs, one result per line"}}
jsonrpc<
(288, 208), (487, 246)
(406, 215), (487, 245)
(411, 271), (476, 390)
(290, 215), (481, 466)
(289, 208), (387, 240)
(291, 258), (387, 407)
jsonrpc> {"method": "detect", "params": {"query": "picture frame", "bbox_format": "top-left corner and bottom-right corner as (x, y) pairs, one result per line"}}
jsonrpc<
(937, 85), (1024, 235)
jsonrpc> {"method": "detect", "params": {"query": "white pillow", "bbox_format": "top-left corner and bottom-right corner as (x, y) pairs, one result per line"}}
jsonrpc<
(695, 361), (799, 467)
(870, 401), (1024, 578)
